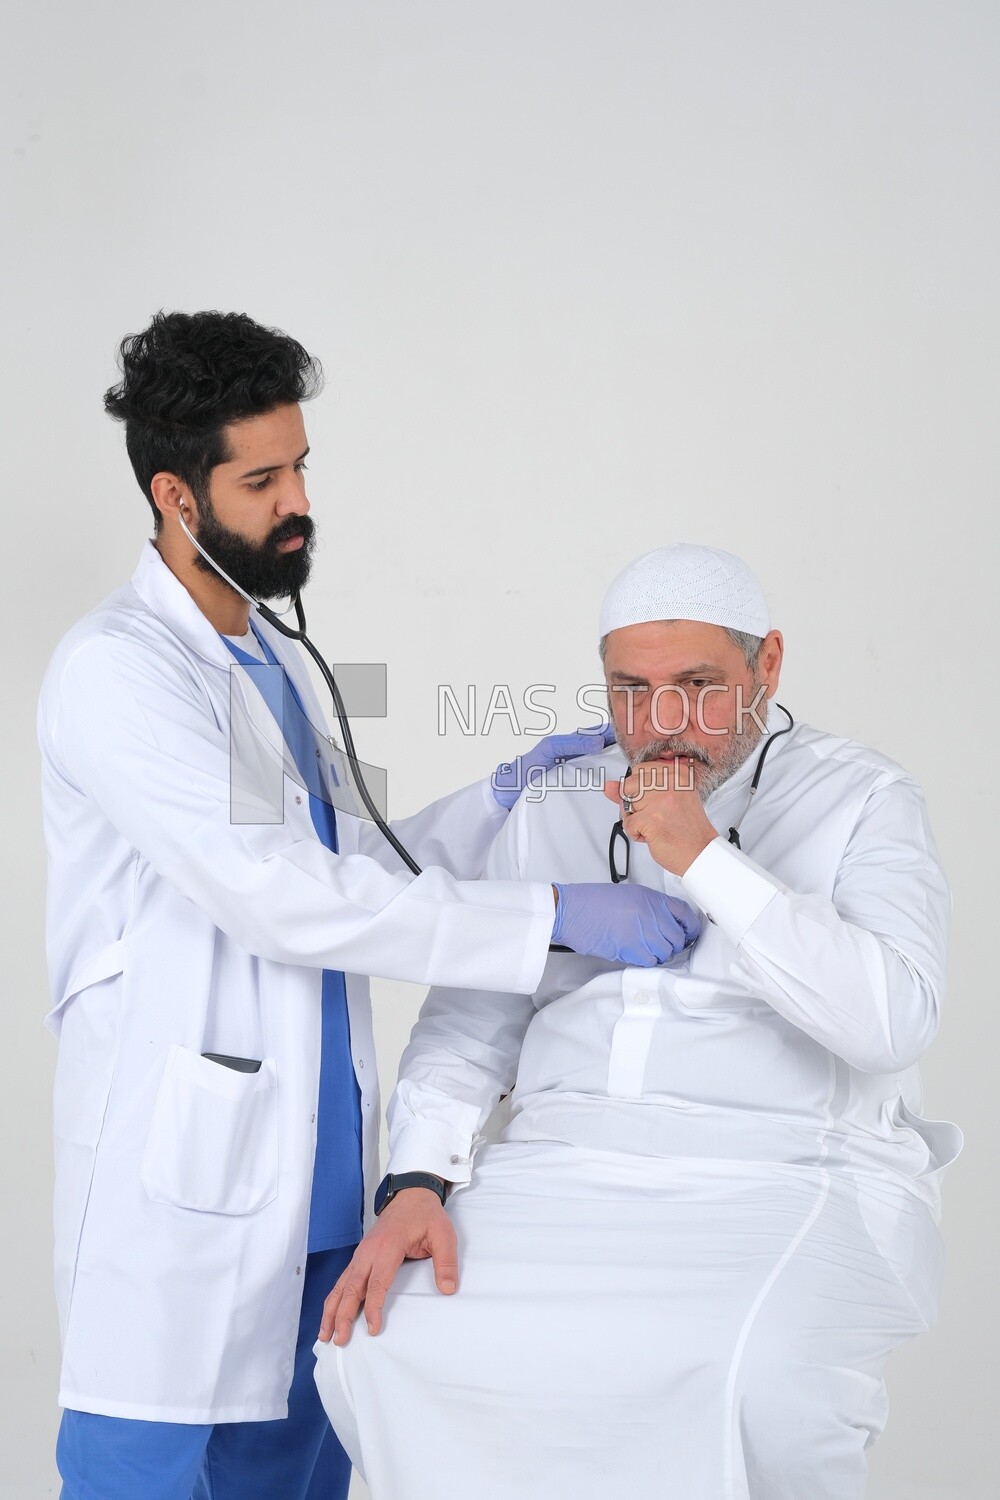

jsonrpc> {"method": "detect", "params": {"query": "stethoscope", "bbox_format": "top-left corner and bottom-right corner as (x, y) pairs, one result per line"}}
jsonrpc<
(178, 507), (423, 877)
(608, 703), (795, 883)
(179, 506), (792, 937)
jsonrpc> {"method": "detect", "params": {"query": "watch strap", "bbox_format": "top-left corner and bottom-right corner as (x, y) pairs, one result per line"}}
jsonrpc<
(374, 1170), (448, 1215)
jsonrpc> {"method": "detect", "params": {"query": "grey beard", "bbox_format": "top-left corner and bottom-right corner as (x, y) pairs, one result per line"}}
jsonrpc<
(614, 715), (765, 800)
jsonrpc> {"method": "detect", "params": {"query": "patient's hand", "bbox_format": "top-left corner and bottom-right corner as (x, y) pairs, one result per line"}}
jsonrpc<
(604, 757), (716, 876)
(317, 1189), (458, 1346)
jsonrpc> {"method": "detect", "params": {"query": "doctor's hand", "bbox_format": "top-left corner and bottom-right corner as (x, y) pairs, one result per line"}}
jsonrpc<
(317, 1189), (458, 1346)
(492, 724), (615, 809)
(552, 882), (700, 964)
(604, 757), (717, 877)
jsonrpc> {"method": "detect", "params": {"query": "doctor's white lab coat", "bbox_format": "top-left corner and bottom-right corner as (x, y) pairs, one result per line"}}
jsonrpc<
(37, 541), (555, 1423)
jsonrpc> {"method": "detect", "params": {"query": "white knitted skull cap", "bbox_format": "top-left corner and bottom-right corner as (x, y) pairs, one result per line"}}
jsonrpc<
(599, 544), (770, 639)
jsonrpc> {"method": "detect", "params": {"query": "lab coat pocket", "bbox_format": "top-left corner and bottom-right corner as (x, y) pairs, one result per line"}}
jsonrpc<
(140, 1045), (278, 1215)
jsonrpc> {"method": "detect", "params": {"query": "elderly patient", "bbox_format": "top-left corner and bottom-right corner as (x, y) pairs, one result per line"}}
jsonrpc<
(314, 543), (960, 1500)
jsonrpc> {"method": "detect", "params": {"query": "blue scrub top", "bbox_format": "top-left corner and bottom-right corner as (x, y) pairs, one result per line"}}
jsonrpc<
(222, 628), (364, 1253)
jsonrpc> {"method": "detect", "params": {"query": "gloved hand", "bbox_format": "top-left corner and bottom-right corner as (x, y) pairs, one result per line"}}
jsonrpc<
(551, 883), (701, 965)
(492, 725), (615, 810)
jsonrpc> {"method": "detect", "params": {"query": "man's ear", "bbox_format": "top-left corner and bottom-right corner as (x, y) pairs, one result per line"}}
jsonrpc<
(760, 630), (784, 695)
(150, 472), (190, 528)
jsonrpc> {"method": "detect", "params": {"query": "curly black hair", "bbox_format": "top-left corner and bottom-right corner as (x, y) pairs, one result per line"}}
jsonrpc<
(104, 310), (323, 530)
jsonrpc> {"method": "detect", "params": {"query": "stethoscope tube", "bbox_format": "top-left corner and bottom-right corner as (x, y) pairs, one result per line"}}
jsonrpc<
(176, 506), (423, 876)
(177, 511), (792, 937)
(256, 594), (424, 878)
(724, 702), (794, 849)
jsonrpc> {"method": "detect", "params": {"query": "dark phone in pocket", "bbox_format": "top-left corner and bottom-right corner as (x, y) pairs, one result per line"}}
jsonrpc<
(201, 1052), (263, 1074)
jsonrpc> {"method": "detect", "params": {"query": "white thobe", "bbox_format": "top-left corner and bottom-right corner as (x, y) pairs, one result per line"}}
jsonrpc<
(315, 723), (961, 1499)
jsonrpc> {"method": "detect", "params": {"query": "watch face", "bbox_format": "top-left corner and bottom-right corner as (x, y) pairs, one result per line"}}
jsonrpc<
(374, 1171), (446, 1215)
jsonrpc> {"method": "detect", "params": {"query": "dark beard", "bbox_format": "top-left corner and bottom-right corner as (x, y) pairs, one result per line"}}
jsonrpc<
(192, 498), (316, 600)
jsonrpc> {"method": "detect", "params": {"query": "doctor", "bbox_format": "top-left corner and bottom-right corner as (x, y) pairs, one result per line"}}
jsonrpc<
(38, 311), (697, 1500)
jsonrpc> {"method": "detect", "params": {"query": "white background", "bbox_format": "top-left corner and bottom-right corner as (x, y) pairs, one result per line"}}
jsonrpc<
(2, 3), (996, 1495)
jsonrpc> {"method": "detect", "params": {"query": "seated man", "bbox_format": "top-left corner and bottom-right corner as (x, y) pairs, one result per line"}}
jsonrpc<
(314, 543), (960, 1500)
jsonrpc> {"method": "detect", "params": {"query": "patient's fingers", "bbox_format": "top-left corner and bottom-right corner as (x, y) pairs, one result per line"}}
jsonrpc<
(317, 1267), (348, 1342)
(317, 1198), (461, 1347)
(359, 1247), (408, 1336)
(318, 1252), (371, 1344)
(429, 1216), (459, 1295)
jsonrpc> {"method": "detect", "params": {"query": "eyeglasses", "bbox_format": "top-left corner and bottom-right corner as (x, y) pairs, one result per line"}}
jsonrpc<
(607, 705), (794, 882)
(609, 819), (631, 883)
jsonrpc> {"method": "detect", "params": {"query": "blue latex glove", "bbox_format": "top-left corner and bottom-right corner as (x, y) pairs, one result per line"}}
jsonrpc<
(551, 882), (701, 966)
(492, 724), (615, 810)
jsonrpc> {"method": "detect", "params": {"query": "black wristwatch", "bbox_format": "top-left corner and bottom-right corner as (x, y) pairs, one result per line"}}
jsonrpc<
(374, 1171), (448, 1216)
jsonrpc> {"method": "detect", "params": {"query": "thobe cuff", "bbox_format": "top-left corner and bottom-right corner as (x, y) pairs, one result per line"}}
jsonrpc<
(387, 1120), (478, 1188)
(680, 836), (785, 946)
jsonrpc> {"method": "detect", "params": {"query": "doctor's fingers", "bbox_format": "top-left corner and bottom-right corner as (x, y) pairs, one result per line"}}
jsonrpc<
(665, 895), (702, 944)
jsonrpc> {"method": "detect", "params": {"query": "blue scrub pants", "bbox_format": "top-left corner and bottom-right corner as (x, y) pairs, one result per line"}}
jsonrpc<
(57, 1246), (354, 1500)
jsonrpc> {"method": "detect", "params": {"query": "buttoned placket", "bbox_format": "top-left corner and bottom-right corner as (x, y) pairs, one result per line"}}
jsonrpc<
(606, 968), (665, 1098)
